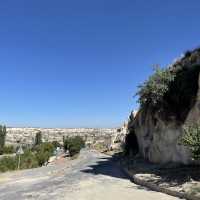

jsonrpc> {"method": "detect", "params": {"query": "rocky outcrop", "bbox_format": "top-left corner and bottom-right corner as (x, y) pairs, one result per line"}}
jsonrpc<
(129, 109), (192, 164)
(128, 48), (200, 165)
(6, 127), (126, 150)
(110, 123), (128, 150)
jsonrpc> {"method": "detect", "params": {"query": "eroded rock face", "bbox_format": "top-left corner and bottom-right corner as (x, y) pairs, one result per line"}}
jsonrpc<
(129, 109), (192, 164)
(128, 49), (200, 165)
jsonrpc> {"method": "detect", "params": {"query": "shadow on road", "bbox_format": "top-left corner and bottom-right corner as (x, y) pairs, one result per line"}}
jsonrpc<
(80, 152), (152, 192)
(123, 156), (200, 187)
(81, 153), (129, 180)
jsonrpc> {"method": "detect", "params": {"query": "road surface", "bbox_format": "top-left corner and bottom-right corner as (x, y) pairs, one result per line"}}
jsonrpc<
(0, 150), (181, 200)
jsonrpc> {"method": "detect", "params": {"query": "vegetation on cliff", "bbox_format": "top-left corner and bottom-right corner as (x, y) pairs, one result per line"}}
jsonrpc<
(137, 48), (200, 123)
(137, 67), (175, 109)
(180, 124), (200, 161)
(125, 48), (200, 159)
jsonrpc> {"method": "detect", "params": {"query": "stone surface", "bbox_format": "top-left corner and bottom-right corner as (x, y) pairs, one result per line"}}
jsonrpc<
(130, 109), (192, 164)
(121, 157), (200, 200)
(128, 49), (200, 165)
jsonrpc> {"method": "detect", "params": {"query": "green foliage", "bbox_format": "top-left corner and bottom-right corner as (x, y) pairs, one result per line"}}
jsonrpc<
(51, 141), (62, 148)
(64, 136), (85, 157)
(0, 125), (7, 155)
(136, 57), (200, 122)
(0, 142), (56, 172)
(93, 143), (107, 151)
(0, 156), (17, 172)
(19, 150), (38, 169)
(3, 145), (15, 154)
(35, 142), (54, 166)
(137, 67), (175, 108)
(180, 124), (200, 160)
(164, 64), (200, 122)
(34, 131), (42, 146)
(0, 151), (39, 172)
(63, 137), (70, 152)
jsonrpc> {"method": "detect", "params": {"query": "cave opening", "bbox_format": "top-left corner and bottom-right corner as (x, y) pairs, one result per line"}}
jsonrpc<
(124, 129), (139, 156)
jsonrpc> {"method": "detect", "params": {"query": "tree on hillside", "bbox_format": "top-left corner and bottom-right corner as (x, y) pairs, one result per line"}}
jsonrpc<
(64, 136), (85, 157)
(34, 131), (42, 146)
(0, 125), (7, 155)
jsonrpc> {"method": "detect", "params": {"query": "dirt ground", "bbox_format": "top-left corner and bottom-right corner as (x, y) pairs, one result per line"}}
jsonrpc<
(0, 150), (181, 200)
(121, 155), (200, 199)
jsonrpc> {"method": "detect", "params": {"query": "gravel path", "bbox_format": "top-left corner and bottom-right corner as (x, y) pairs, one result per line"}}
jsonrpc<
(0, 150), (181, 200)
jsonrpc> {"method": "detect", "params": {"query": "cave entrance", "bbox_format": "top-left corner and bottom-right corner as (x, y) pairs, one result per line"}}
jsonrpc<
(124, 129), (139, 156)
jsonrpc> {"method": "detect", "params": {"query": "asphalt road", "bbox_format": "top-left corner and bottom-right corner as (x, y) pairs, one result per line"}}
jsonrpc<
(0, 150), (181, 200)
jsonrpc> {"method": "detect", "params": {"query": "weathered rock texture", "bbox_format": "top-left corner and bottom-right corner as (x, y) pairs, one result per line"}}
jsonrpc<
(128, 48), (200, 164)
(6, 127), (126, 150)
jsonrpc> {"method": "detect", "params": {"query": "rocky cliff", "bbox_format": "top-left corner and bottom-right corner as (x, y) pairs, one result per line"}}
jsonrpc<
(128, 48), (200, 164)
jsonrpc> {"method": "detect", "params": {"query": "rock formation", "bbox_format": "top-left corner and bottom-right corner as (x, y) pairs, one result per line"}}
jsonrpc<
(128, 48), (200, 164)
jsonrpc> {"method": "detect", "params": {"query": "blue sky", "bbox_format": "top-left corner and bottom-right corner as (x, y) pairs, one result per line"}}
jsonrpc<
(0, 0), (200, 128)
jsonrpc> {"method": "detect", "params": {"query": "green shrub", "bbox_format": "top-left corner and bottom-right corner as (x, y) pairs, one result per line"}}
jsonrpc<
(3, 145), (15, 154)
(180, 124), (200, 160)
(35, 142), (54, 166)
(64, 136), (85, 157)
(0, 142), (56, 172)
(63, 137), (70, 152)
(51, 141), (62, 148)
(21, 145), (31, 152)
(20, 150), (38, 169)
(93, 143), (107, 152)
(136, 58), (200, 123)
(0, 156), (17, 172)
(136, 67), (175, 108)
(0, 150), (39, 172)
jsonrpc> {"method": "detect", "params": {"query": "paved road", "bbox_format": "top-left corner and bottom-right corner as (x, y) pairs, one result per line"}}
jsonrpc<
(0, 150), (181, 200)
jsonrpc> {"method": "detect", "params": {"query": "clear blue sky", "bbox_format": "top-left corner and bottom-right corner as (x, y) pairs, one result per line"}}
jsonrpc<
(0, 0), (200, 128)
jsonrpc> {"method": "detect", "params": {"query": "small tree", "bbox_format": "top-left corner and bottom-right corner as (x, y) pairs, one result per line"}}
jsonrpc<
(180, 124), (200, 160)
(0, 125), (6, 155)
(35, 142), (54, 166)
(64, 136), (85, 157)
(62, 136), (65, 144)
(34, 131), (42, 146)
(63, 136), (69, 152)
